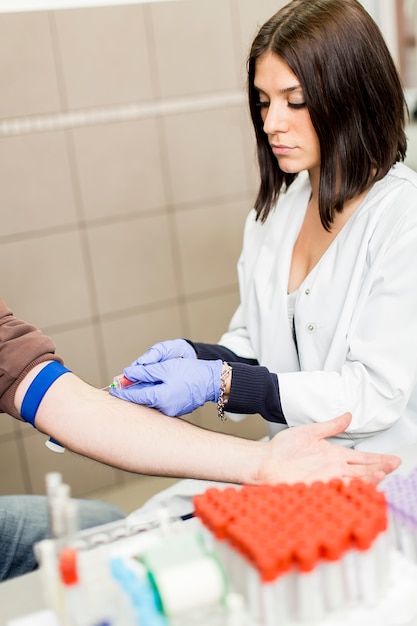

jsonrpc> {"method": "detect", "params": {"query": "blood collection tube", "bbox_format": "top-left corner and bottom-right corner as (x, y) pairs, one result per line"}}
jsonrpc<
(110, 374), (133, 389)
(102, 374), (135, 391)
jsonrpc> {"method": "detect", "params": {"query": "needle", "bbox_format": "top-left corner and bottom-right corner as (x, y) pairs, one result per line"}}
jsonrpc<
(101, 374), (134, 391)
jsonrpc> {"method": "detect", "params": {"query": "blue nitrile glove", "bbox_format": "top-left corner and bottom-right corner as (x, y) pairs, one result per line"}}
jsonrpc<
(109, 358), (223, 417)
(133, 339), (196, 365)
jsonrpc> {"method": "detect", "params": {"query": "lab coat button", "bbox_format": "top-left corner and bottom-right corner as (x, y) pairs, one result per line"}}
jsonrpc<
(307, 324), (315, 332)
(305, 288), (310, 295)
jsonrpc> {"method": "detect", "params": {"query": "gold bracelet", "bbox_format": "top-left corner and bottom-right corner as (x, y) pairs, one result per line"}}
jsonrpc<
(217, 362), (232, 422)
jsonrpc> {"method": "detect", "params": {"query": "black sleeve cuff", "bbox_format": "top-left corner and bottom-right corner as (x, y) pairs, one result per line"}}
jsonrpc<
(184, 340), (285, 424)
(227, 362), (286, 424)
(186, 340), (259, 366)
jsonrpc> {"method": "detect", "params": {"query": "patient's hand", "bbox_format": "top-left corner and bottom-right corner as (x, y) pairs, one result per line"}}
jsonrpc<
(260, 413), (401, 485)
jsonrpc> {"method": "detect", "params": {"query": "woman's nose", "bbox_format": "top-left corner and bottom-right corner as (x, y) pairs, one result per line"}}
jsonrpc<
(262, 102), (289, 135)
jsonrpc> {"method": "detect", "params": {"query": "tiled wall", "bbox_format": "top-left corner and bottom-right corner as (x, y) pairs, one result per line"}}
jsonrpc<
(0, 0), (285, 497)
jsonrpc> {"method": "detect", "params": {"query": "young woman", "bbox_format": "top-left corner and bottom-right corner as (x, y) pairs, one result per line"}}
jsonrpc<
(110, 0), (417, 454)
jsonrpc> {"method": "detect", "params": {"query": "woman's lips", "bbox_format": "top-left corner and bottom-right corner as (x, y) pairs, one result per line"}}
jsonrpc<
(271, 144), (294, 155)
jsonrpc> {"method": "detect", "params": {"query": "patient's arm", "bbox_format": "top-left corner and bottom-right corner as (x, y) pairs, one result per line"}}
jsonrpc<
(15, 363), (401, 485)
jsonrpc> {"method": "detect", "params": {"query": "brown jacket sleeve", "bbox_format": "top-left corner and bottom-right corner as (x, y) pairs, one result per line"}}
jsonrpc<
(0, 298), (62, 420)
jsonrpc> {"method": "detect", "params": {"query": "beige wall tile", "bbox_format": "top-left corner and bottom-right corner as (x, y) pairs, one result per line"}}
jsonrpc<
(240, 106), (260, 193)
(237, 0), (287, 59)
(0, 414), (19, 437)
(190, 402), (268, 441)
(87, 214), (178, 316)
(185, 289), (240, 344)
(0, 132), (78, 237)
(7, 418), (29, 437)
(22, 429), (119, 496)
(174, 198), (248, 296)
(53, 5), (153, 109)
(0, 12), (60, 118)
(72, 119), (166, 221)
(49, 324), (104, 387)
(101, 304), (184, 380)
(0, 232), (92, 329)
(91, 476), (180, 512)
(163, 106), (250, 206)
(151, 0), (239, 99)
(201, 407), (268, 441)
(0, 439), (28, 494)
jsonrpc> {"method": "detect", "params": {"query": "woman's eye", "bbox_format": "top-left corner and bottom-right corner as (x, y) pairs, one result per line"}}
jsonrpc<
(255, 101), (270, 109)
(288, 101), (307, 109)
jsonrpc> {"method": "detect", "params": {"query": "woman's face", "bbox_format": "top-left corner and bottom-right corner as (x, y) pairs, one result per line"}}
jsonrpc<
(254, 52), (321, 178)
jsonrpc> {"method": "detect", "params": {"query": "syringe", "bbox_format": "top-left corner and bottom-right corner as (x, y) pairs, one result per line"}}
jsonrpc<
(102, 374), (135, 391)
(103, 356), (184, 391)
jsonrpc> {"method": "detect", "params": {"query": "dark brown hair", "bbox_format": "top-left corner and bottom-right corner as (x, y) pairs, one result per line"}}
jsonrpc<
(248, 0), (408, 228)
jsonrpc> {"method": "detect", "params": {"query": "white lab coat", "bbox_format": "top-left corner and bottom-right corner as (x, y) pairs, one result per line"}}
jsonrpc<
(219, 163), (417, 453)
